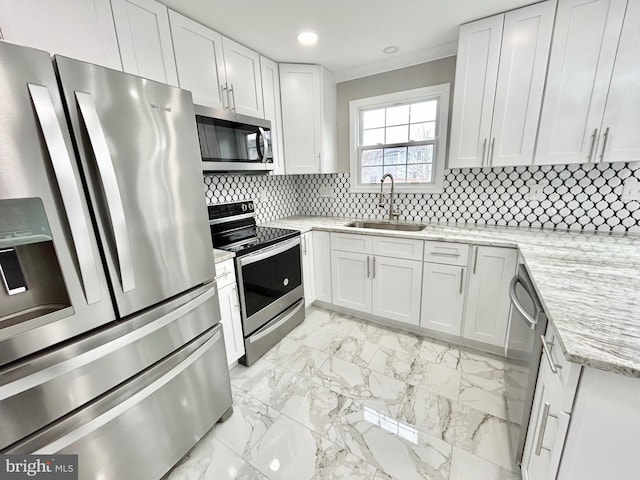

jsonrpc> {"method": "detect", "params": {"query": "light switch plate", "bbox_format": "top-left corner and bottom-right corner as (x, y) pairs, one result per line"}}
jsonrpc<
(259, 189), (268, 202)
(528, 183), (545, 201)
(621, 179), (640, 201)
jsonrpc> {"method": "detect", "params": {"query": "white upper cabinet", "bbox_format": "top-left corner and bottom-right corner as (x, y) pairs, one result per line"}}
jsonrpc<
(280, 64), (337, 174)
(260, 56), (286, 173)
(168, 10), (226, 109)
(111, 0), (178, 86)
(449, 1), (555, 168)
(535, 0), (628, 165)
(0, 0), (122, 70)
(222, 38), (264, 118)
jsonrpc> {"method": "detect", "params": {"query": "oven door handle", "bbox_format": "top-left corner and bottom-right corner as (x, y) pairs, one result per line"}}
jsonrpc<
(239, 237), (300, 267)
(249, 300), (304, 343)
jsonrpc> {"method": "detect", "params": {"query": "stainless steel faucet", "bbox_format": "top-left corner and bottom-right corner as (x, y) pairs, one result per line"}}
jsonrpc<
(379, 173), (400, 221)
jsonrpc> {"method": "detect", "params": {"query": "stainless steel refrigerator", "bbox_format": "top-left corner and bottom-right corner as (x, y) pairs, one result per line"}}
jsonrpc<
(0, 41), (232, 479)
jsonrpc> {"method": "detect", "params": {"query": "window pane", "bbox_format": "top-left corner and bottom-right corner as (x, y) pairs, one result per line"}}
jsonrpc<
(362, 128), (385, 146)
(409, 122), (436, 141)
(386, 125), (408, 144)
(410, 100), (437, 123)
(361, 166), (383, 183)
(383, 147), (406, 166)
(407, 145), (434, 164)
(406, 163), (433, 183)
(386, 105), (409, 126)
(362, 108), (385, 129)
(361, 149), (383, 166)
(383, 165), (407, 182)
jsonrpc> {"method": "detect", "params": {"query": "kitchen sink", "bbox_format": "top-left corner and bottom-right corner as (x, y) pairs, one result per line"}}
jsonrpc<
(345, 220), (426, 232)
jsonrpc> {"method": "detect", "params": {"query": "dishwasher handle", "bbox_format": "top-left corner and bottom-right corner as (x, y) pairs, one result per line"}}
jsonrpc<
(509, 274), (538, 330)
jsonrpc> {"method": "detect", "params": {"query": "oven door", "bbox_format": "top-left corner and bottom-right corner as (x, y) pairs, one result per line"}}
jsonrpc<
(236, 237), (303, 336)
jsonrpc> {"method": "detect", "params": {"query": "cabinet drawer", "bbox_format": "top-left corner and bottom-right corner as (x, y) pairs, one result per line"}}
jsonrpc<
(215, 258), (236, 289)
(331, 232), (372, 253)
(372, 236), (423, 261)
(542, 324), (582, 413)
(424, 241), (470, 266)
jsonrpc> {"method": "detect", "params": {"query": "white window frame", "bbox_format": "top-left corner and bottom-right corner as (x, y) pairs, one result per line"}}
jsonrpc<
(349, 84), (450, 194)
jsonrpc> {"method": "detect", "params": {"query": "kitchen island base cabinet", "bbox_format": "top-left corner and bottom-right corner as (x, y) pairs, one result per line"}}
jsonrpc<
(420, 262), (466, 336)
(463, 246), (517, 347)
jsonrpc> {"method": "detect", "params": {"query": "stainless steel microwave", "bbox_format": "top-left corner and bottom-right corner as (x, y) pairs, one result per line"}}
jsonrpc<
(195, 105), (273, 172)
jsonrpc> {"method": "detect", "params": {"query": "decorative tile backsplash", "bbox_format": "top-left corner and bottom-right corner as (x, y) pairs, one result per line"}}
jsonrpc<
(204, 161), (640, 233)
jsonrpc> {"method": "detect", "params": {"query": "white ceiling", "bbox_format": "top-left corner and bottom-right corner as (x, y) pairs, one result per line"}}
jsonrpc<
(161, 0), (536, 82)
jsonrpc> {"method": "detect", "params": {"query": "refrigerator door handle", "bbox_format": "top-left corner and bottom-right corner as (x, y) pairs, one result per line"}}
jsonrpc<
(28, 84), (103, 305)
(75, 91), (135, 293)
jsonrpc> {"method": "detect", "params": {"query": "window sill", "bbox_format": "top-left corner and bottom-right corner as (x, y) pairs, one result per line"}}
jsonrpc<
(349, 183), (444, 195)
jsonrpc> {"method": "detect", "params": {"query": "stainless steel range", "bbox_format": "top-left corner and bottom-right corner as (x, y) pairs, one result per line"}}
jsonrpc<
(209, 201), (305, 365)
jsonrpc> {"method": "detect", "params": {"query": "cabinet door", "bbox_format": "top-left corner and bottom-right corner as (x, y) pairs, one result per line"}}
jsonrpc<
(598, 0), (640, 163)
(260, 56), (286, 174)
(0, 0), (122, 70)
(490, 1), (555, 167)
(372, 256), (422, 326)
(535, 0), (627, 165)
(421, 263), (466, 335)
(168, 10), (226, 109)
(448, 14), (504, 169)
(111, 0), (178, 86)
(280, 64), (322, 174)
(222, 38), (264, 118)
(302, 232), (316, 308)
(218, 283), (245, 367)
(463, 246), (518, 347)
(522, 363), (571, 480)
(313, 231), (332, 304)
(331, 250), (372, 313)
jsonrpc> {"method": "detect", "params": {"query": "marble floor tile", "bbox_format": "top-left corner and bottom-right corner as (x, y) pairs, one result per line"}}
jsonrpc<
(300, 325), (349, 355)
(449, 447), (520, 480)
(327, 399), (453, 480)
(261, 338), (329, 378)
(443, 403), (516, 471)
(305, 308), (361, 335)
(350, 321), (421, 355)
(165, 434), (268, 480)
(398, 385), (455, 440)
(458, 349), (506, 383)
(459, 372), (508, 419)
(419, 339), (461, 370)
(285, 321), (318, 343)
(247, 414), (377, 480)
(317, 356), (407, 416)
(230, 359), (279, 393)
(333, 335), (379, 368)
(210, 390), (280, 458)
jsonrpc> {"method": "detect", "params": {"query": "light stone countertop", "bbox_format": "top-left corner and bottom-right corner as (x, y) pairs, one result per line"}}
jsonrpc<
(261, 215), (640, 378)
(213, 248), (235, 264)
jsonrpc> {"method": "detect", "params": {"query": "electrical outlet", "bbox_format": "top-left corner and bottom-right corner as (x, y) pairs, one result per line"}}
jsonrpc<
(259, 189), (268, 202)
(528, 183), (545, 201)
(319, 186), (335, 198)
(621, 179), (640, 201)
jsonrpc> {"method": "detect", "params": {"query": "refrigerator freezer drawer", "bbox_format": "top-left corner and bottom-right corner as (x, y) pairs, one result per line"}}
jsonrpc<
(4, 323), (232, 480)
(0, 282), (220, 450)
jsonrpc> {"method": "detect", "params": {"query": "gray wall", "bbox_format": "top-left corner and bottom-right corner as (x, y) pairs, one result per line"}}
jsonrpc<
(335, 56), (457, 172)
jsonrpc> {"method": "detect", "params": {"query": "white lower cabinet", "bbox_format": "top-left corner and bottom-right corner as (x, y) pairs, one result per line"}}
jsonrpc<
(215, 259), (244, 368)
(463, 246), (518, 347)
(371, 256), (422, 325)
(420, 262), (466, 335)
(312, 231), (332, 304)
(331, 250), (372, 312)
(301, 232), (316, 308)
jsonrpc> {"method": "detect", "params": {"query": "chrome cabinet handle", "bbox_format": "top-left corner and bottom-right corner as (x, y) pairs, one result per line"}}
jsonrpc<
(481, 138), (487, 167)
(459, 267), (464, 294)
(221, 83), (228, 110)
(302, 236), (307, 255)
(509, 275), (538, 329)
(535, 402), (558, 456)
(29, 84), (102, 304)
(541, 335), (562, 374)
(472, 247), (479, 274)
(372, 256), (376, 279)
(588, 128), (599, 162)
(599, 127), (610, 162)
(75, 91), (135, 293)
(229, 83), (236, 112)
(367, 256), (370, 278)
(430, 251), (460, 258)
(489, 137), (496, 166)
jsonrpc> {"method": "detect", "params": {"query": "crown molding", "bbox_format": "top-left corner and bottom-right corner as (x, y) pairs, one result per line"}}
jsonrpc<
(333, 41), (458, 83)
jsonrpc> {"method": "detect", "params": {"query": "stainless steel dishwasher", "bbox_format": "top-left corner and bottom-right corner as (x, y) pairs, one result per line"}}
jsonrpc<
(505, 262), (548, 465)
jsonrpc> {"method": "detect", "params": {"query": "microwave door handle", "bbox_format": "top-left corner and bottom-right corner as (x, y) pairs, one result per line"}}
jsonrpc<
(255, 127), (264, 162)
(28, 84), (103, 305)
(75, 91), (135, 293)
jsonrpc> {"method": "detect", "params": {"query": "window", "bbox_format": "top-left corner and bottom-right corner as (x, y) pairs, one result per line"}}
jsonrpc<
(349, 84), (450, 193)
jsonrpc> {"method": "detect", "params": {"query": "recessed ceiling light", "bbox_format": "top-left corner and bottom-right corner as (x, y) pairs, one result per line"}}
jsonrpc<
(297, 31), (318, 46)
(383, 45), (399, 54)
